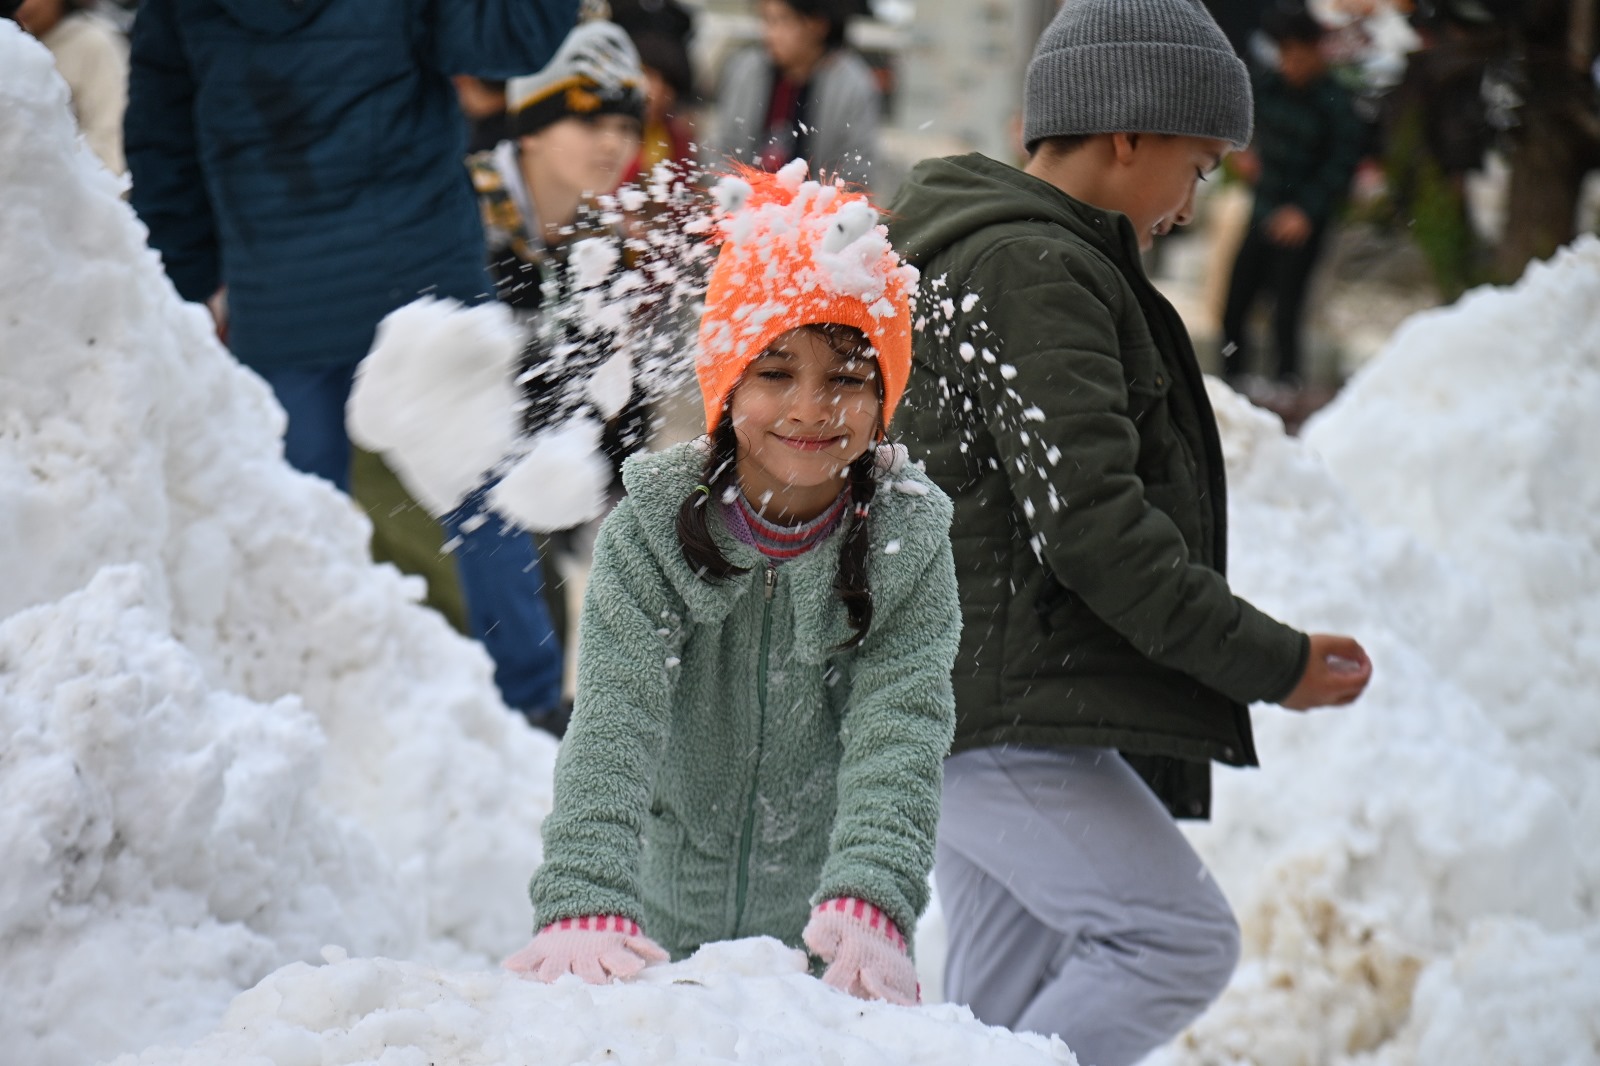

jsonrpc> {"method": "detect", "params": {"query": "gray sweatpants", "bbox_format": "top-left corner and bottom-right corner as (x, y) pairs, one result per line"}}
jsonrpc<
(937, 747), (1240, 1066)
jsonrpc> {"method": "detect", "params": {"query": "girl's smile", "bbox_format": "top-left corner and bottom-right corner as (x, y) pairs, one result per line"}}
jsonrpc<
(730, 326), (883, 523)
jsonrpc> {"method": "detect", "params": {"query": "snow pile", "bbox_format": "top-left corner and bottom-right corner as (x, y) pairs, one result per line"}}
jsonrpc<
(1, 26), (557, 1064)
(112, 940), (1075, 1066)
(1144, 239), (1600, 1064)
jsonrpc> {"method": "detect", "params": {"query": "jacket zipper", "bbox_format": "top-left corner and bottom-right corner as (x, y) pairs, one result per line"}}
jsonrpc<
(733, 562), (778, 934)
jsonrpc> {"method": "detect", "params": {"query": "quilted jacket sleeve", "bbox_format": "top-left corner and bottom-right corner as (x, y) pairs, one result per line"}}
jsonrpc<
(958, 237), (1305, 705)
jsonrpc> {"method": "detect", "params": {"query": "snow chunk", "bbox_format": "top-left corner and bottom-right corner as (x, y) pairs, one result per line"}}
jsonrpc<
(348, 298), (521, 516)
(489, 417), (611, 532)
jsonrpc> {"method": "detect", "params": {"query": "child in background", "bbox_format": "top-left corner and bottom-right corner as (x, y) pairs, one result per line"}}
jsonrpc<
(1221, 5), (1365, 388)
(504, 163), (961, 1005)
(468, 21), (649, 734)
(887, 0), (1371, 1061)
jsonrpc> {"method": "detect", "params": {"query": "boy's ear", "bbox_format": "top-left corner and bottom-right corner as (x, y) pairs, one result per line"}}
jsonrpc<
(1110, 132), (1141, 165)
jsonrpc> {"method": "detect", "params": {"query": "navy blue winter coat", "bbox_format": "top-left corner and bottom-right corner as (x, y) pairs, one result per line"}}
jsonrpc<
(125, 0), (579, 373)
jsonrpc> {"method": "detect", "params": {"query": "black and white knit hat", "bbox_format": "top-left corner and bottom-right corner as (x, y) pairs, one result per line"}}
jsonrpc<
(1023, 0), (1253, 152)
(508, 21), (646, 137)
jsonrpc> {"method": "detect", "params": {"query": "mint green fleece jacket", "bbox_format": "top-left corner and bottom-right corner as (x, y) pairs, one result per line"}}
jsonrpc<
(529, 442), (961, 958)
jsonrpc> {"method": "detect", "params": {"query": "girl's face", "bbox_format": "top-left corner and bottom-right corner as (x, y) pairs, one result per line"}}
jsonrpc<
(730, 327), (882, 522)
(521, 113), (642, 201)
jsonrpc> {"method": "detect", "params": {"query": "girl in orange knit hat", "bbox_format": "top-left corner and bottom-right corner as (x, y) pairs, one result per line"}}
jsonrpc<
(505, 160), (962, 1005)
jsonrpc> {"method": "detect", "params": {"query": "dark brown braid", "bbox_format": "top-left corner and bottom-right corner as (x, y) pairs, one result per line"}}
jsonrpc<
(833, 447), (879, 649)
(675, 417), (748, 581)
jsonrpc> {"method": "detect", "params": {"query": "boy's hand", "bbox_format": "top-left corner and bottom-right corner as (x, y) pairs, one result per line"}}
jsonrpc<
(1280, 633), (1371, 710)
(1266, 205), (1313, 247)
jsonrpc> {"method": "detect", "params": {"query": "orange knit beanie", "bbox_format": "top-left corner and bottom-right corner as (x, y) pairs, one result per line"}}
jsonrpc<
(695, 161), (918, 436)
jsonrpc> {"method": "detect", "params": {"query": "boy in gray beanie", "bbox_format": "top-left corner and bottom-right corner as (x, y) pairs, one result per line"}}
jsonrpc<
(887, 2), (1371, 1063)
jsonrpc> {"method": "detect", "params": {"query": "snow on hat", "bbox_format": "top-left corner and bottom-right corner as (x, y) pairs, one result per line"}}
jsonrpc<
(508, 21), (646, 137)
(1023, 0), (1253, 151)
(695, 160), (918, 436)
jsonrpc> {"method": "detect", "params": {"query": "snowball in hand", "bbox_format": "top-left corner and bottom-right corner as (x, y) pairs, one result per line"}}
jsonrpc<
(347, 298), (522, 517)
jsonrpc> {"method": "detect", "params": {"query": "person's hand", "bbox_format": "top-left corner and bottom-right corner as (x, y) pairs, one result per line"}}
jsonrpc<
(206, 286), (229, 346)
(503, 915), (669, 984)
(1266, 205), (1314, 247)
(1280, 633), (1372, 710)
(1229, 148), (1262, 184)
(803, 898), (919, 1006)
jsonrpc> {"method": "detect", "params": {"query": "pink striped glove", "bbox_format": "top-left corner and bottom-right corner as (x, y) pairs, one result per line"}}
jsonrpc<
(503, 915), (669, 984)
(802, 897), (919, 1006)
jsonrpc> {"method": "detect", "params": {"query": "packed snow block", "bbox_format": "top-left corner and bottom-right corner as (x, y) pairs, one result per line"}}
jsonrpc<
(2, 24), (559, 1066)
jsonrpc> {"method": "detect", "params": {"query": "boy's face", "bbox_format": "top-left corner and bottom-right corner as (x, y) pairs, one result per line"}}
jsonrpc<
(731, 327), (882, 521)
(1111, 134), (1228, 251)
(521, 113), (642, 200)
(1277, 40), (1325, 88)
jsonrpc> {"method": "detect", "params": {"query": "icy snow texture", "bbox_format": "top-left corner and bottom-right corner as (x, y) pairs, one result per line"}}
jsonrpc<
(4, 20), (1599, 1066)
(1, 26), (556, 1064)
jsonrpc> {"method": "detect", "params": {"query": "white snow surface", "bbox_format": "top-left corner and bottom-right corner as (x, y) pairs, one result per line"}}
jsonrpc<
(3, 23), (1598, 1066)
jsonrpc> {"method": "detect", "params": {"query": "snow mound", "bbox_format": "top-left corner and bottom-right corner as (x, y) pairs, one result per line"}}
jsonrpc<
(0, 566), (418, 1064)
(1140, 244), (1600, 1064)
(110, 940), (1077, 1066)
(1, 25), (556, 1065)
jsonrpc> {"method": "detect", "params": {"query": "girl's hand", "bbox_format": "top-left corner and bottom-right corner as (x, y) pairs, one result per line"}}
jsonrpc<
(1280, 634), (1372, 710)
(803, 898), (919, 1006)
(503, 916), (669, 984)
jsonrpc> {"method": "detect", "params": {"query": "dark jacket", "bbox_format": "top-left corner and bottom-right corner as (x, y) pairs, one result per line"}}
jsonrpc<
(1250, 70), (1365, 225)
(124, 0), (578, 374)
(887, 153), (1309, 818)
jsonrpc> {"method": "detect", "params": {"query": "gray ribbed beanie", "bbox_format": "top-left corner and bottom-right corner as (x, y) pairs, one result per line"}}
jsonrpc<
(1023, 0), (1253, 151)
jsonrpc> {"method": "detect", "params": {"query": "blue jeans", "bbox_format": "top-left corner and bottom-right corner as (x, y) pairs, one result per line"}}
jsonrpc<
(259, 363), (564, 712)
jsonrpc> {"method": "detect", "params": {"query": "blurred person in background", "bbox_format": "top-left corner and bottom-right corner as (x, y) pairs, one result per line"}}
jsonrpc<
(467, 22), (650, 729)
(1221, 4), (1365, 390)
(610, 0), (699, 186)
(454, 75), (512, 153)
(13, 0), (127, 174)
(713, 0), (880, 187)
(123, 0), (581, 727)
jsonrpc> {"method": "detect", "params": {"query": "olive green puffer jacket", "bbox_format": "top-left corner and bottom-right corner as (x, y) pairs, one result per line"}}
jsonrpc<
(530, 442), (961, 955)
(887, 153), (1309, 819)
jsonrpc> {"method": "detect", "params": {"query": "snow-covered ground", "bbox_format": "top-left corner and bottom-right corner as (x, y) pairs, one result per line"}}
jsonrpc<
(4, 23), (1597, 1066)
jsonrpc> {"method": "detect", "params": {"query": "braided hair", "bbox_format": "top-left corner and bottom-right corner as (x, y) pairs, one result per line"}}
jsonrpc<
(675, 324), (882, 648)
